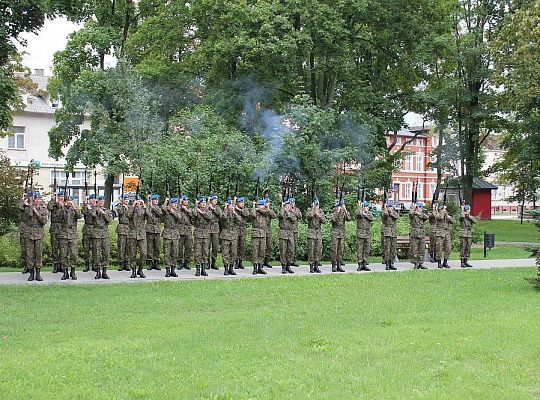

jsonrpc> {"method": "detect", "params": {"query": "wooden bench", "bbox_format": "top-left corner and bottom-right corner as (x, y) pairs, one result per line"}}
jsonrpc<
(396, 236), (431, 258)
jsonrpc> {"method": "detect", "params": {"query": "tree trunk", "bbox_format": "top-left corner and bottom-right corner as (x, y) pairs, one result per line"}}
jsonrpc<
(104, 174), (115, 210)
(309, 52), (316, 103)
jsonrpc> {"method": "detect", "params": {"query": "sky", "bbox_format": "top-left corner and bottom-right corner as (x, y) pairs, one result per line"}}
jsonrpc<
(18, 17), (427, 127)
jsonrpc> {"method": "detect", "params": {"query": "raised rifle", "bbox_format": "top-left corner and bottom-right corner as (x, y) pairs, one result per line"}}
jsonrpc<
(311, 178), (316, 203)
(93, 170), (97, 196)
(255, 176), (260, 200)
(234, 176), (239, 198)
(53, 165), (57, 193)
(412, 181), (417, 204)
(29, 161), (34, 199)
(361, 179), (366, 202)
(177, 174), (181, 197)
(195, 173), (199, 198)
(263, 176), (270, 198)
(64, 171), (69, 198)
(208, 173), (213, 197)
(458, 183), (464, 206)
(84, 169), (88, 197)
(165, 172), (170, 198)
(121, 173), (125, 202)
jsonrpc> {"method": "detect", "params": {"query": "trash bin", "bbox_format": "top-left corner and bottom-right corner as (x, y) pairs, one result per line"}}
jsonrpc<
(484, 232), (495, 258)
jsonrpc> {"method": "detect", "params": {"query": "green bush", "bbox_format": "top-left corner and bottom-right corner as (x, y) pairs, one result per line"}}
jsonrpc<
(0, 231), (20, 268)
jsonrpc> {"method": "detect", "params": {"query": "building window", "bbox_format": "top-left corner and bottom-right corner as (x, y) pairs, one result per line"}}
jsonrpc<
(416, 182), (424, 200)
(429, 183), (437, 198)
(7, 126), (25, 149)
(405, 182), (412, 199)
(404, 155), (412, 171)
(416, 138), (423, 146)
(396, 137), (401, 144)
(415, 154), (423, 171)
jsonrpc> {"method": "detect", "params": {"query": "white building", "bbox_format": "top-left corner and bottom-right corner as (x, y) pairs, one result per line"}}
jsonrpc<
(1, 69), (121, 204)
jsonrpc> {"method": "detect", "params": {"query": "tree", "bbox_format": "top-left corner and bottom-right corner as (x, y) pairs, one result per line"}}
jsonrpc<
(0, 150), (23, 234)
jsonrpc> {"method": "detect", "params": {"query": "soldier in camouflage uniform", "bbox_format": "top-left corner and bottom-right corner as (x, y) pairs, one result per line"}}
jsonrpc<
(459, 204), (476, 268)
(146, 194), (163, 270)
(89, 195), (113, 279)
(251, 199), (269, 275)
(409, 202), (429, 269)
(356, 200), (373, 272)
(128, 197), (150, 278)
(234, 196), (249, 269)
(115, 194), (131, 271)
(263, 197), (277, 268)
(220, 198), (241, 276)
(207, 195), (222, 270)
(434, 203), (454, 268)
(18, 192), (33, 274)
(162, 197), (181, 277)
(47, 190), (65, 273)
(330, 199), (351, 272)
(81, 194), (97, 272)
(428, 201), (438, 263)
(193, 197), (212, 276)
(289, 198), (302, 267)
(177, 195), (194, 270)
(279, 198), (298, 274)
(306, 198), (326, 273)
(381, 200), (399, 270)
(58, 195), (82, 280)
(23, 192), (48, 281)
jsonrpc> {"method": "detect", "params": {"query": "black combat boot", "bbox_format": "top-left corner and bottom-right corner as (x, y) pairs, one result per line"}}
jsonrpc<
(412, 262), (418, 270)
(464, 258), (473, 268)
(389, 261), (397, 271)
(61, 267), (69, 280)
(118, 261), (123, 272)
(130, 267), (137, 278)
(360, 262), (371, 272)
(155, 260), (162, 271)
(238, 259), (244, 269)
(285, 264), (294, 274)
(184, 260), (191, 270)
(258, 264), (267, 274)
(228, 264), (236, 275)
(385, 261), (390, 271)
(35, 268), (43, 281)
(123, 261), (130, 271)
(177, 260), (183, 270)
(437, 259), (442, 269)
(170, 266), (178, 277)
(201, 264), (208, 276)
(101, 267), (110, 279)
(195, 265), (201, 276)
(165, 267), (171, 277)
(281, 265), (287, 274)
(460, 258), (466, 268)
(137, 266), (146, 278)
(336, 262), (345, 272)
(429, 253), (435, 263)
(357, 262), (363, 272)
(224, 264), (229, 276)
(146, 259), (152, 270)
(332, 263), (337, 272)
(28, 268), (35, 281)
(443, 258), (450, 269)
(314, 262), (322, 273)
(52, 263), (58, 273)
(83, 261), (90, 272)
(253, 265), (259, 275)
(94, 267), (101, 279)
(70, 267), (77, 280)
(233, 260), (239, 269)
(211, 257), (218, 270)
(310, 263), (315, 273)
(418, 263), (427, 270)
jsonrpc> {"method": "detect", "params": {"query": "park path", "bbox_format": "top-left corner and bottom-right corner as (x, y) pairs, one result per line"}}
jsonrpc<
(0, 258), (536, 285)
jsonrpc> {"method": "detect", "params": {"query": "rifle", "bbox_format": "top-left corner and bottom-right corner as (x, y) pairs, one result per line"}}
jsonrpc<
(311, 178), (316, 203)
(29, 161), (34, 199)
(443, 182), (449, 205)
(93, 170), (97, 196)
(361, 179), (366, 202)
(255, 176), (260, 200)
(458, 183), (464, 206)
(121, 174), (125, 202)
(234, 176), (239, 197)
(195, 173), (199, 198)
(177, 175), (181, 197)
(84, 169), (88, 197)
(64, 171), (69, 198)
(53, 166), (57, 193)
(339, 179), (345, 203)
(263, 176), (270, 198)
(165, 172), (170, 198)
(149, 170), (154, 196)
(335, 175), (339, 199)
(412, 181), (417, 204)
(208, 173), (213, 197)
(135, 173), (141, 200)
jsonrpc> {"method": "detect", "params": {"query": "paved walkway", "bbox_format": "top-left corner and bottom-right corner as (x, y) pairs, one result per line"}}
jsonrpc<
(0, 258), (537, 285)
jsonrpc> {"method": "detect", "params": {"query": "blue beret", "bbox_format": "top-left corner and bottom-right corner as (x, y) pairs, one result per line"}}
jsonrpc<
(289, 198), (295, 203)
(257, 199), (266, 206)
(33, 192), (41, 198)
(334, 199), (340, 207)
(283, 199), (291, 205)
(181, 195), (189, 200)
(264, 197), (270, 203)
(237, 196), (245, 202)
(386, 200), (394, 207)
(65, 195), (73, 201)
(362, 200), (369, 207)
(97, 195), (104, 201)
(170, 197), (179, 204)
(26, 191), (33, 196)
(151, 194), (160, 200)
(438, 204), (445, 210)
(210, 195), (218, 200)
(122, 194), (130, 199)
(312, 198), (319, 206)
(58, 190), (65, 196)
(198, 196), (206, 203)
(464, 204), (471, 210)
(340, 199), (345, 205)
(89, 194), (96, 199)
(226, 197), (233, 204)
(417, 202), (425, 208)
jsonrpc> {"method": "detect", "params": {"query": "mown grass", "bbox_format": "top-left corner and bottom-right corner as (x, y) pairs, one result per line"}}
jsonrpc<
(475, 219), (539, 243)
(1, 268), (539, 399)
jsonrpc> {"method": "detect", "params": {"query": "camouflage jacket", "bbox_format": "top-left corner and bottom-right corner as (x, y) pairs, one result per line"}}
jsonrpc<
(115, 204), (131, 235)
(434, 209), (454, 236)
(219, 210), (241, 241)
(89, 206), (113, 239)
(234, 206), (250, 235)
(208, 206), (222, 234)
(177, 206), (194, 236)
(409, 208), (429, 238)
(381, 207), (399, 238)
(264, 209), (276, 234)
(162, 206), (181, 240)
(459, 213), (476, 238)
(128, 206), (150, 240)
(291, 207), (302, 233)
(58, 207), (82, 240)
(24, 204), (48, 240)
(356, 209), (374, 239)
(252, 207), (270, 238)
(145, 205), (163, 234)
(306, 208), (326, 240)
(193, 207), (212, 239)
(81, 203), (94, 236)
(330, 208), (352, 239)
(279, 207), (298, 240)
(47, 198), (64, 230)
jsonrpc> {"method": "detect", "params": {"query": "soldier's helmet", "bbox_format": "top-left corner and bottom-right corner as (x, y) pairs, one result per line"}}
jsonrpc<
(198, 196), (206, 203)
(151, 194), (160, 201)
(170, 197), (179, 204)
(66, 195), (73, 201)
(210, 195), (218, 201)
(226, 197), (233, 205)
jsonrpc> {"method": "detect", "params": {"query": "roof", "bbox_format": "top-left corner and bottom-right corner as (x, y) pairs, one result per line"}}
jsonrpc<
(16, 73), (56, 115)
(386, 125), (432, 138)
(473, 177), (498, 190)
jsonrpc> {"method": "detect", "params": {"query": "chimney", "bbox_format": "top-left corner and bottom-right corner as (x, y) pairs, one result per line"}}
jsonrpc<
(33, 69), (44, 76)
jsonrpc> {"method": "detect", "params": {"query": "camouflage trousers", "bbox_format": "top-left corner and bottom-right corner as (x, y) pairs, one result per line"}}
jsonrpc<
(221, 238), (238, 265)
(237, 231), (247, 261)
(92, 237), (110, 268)
(436, 232), (452, 260)
(279, 236), (294, 265)
(83, 231), (92, 263)
(331, 237), (345, 263)
(194, 237), (210, 265)
(117, 234), (129, 263)
(292, 231), (299, 263)
(49, 226), (61, 266)
(177, 234), (193, 262)
(307, 237), (323, 264)
(252, 237), (266, 264)
(460, 237), (472, 258)
(409, 236), (425, 263)
(163, 238), (178, 267)
(429, 232), (437, 255)
(130, 238), (147, 268)
(60, 238), (78, 269)
(209, 232), (219, 260)
(19, 232), (28, 269)
(356, 237), (371, 263)
(146, 233), (160, 263)
(265, 232), (273, 261)
(26, 238), (43, 270)
(383, 236), (397, 262)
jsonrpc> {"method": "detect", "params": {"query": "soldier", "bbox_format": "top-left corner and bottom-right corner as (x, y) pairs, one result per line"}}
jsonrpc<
(330, 199), (351, 272)
(428, 201), (438, 263)
(89, 195), (113, 279)
(146, 194), (163, 270)
(220, 198), (241, 276)
(381, 200), (399, 270)
(409, 202), (429, 269)
(24, 192), (48, 281)
(193, 197), (212, 276)
(128, 197), (150, 278)
(278, 199), (298, 274)
(58, 195), (82, 280)
(162, 197), (181, 277)
(262, 197), (277, 268)
(18, 191), (33, 274)
(207, 195), (222, 270)
(47, 189), (65, 273)
(177, 195), (194, 270)
(356, 200), (374, 272)
(81, 194), (97, 272)
(289, 198), (302, 267)
(234, 196), (249, 269)
(306, 198), (326, 273)
(251, 199), (269, 275)
(115, 194), (131, 271)
(434, 203), (454, 268)
(459, 204), (476, 268)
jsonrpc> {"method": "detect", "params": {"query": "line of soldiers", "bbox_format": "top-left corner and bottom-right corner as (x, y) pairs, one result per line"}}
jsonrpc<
(19, 190), (477, 282)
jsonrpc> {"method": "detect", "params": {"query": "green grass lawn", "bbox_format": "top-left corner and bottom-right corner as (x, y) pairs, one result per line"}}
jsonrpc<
(1, 268), (540, 399)
(476, 219), (540, 243)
